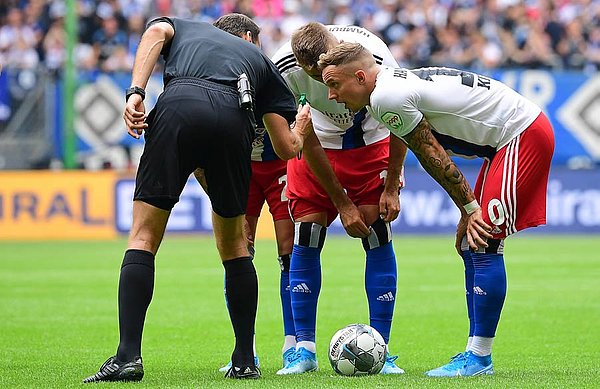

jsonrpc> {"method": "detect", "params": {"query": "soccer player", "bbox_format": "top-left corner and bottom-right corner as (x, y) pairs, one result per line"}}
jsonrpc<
(83, 16), (312, 382)
(272, 23), (408, 375)
(318, 42), (555, 377)
(207, 13), (297, 371)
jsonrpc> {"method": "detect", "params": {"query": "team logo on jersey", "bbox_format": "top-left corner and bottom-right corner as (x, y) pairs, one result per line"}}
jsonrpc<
(381, 111), (403, 130)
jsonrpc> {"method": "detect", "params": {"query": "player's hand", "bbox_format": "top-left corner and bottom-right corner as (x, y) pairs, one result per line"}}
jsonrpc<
(293, 103), (313, 140)
(464, 208), (493, 251)
(455, 215), (468, 256)
(124, 94), (148, 139)
(339, 203), (370, 238)
(379, 189), (400, 223)
(243, 218), (254, 247)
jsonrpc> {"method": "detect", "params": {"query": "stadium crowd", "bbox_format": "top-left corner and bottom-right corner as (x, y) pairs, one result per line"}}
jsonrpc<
(0, 0), (599, 74)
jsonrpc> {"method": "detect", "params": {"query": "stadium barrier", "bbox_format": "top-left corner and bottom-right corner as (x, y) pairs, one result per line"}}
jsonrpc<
(1, 166), (598, 240)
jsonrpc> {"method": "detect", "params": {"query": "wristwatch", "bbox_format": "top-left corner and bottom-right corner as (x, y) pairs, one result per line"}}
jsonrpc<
(125, 86), (146, 102)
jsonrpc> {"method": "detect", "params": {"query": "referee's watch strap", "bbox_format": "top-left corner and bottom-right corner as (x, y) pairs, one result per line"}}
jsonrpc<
(126, 86), (146, 102)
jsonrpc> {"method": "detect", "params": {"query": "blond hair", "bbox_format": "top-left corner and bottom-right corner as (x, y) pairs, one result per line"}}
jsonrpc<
(317, 42), (375, 71)
(291, 23), (337, 71)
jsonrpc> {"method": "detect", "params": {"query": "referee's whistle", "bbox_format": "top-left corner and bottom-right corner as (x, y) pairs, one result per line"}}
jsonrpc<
(298, 94), (307, 106)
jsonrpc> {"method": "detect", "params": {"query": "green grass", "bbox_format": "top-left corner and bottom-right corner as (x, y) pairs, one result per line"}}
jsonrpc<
(0, 235), (599, 388)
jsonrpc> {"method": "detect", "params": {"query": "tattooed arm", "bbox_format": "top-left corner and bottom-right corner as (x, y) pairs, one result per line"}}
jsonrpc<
(402, 117), (492, 250)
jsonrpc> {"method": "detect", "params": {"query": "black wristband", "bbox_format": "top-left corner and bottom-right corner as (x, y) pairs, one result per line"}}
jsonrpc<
(126, 86), (146, 102)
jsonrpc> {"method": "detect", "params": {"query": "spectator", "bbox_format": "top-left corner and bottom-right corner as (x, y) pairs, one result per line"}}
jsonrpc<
(0, 8), (40, 69)
(0, 0), (599, 72)
(42, 16), (65, 72)
(91, 13), (129, 72)
(557, 17), (588, 69)
(584, 25), (600, 73)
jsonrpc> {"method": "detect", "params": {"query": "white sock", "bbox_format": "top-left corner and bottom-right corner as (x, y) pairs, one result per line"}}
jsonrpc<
(296, 341), (316, 353)
(253, 335), (257, 356)
(282, 336), (296, 353)
(466, 336), (473, 351)
(470, 336), (493, 356)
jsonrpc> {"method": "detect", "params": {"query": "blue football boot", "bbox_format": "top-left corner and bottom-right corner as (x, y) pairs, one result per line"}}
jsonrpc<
(426, 351), (493, 377)
(276, 347), (318, 375)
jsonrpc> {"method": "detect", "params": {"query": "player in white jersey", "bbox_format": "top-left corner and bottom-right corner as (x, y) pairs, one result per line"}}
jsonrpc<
(319, 42), (554, 377)
(273, 25), (394, 149)
(272, 23), (407, 375)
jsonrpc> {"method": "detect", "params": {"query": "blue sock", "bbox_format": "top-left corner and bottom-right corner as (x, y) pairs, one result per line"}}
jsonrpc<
(362, 218), (396, 344)
(462, 249), (475, 337)
(365, 242), (397, 344)
(472, 239), (507, 337)
(290, 222), (325, 343)
(278, 254), (295, 337)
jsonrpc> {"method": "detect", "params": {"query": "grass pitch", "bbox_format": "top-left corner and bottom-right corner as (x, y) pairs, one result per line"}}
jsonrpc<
(0, 235), (598, 388)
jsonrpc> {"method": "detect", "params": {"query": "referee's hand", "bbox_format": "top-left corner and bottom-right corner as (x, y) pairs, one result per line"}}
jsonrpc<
(124, 94), (148, 139)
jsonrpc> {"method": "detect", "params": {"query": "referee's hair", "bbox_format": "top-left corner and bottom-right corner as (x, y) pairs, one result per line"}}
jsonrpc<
(213, 13), (260, 44)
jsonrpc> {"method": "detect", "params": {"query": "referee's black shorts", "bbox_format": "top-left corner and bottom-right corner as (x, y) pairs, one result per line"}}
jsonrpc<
(134, 77), (255, 218)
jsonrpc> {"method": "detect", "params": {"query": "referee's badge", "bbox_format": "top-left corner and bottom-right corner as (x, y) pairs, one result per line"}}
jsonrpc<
(381, 112), (403, 130)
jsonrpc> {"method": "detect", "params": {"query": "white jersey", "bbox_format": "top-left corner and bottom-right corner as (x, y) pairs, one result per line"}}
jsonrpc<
(368, 66), (541, 159)
(272, 25), (398, 150)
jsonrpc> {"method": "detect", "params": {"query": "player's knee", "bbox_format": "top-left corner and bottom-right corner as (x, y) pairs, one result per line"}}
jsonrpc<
(214, 233), (247, 261)
(361, 218), (392, 251)
(294, 222), (326, 249)
(127, 229), (163, 254)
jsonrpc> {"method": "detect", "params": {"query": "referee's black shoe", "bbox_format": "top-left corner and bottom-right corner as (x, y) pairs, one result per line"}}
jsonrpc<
(83, 356), (144, 383)
(225, 364), (261, 379)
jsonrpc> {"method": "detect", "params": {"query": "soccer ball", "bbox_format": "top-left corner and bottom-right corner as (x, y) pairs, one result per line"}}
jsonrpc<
(328, 324), (387, 376)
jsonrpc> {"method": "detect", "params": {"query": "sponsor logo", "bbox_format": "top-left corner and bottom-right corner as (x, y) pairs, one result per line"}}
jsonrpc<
(491, 226), (502, 234)
(473, 286), (487, 296)
(292, 283), (311, 293)
(376, 291), (395, 302)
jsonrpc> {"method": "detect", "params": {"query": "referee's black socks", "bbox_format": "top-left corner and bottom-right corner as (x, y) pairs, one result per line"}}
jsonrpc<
(116, 249), (155, 363)
(223, 257), (258, 368)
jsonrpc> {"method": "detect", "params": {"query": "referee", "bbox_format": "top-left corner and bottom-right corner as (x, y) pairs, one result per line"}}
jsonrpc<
(83, 16), (312, 382)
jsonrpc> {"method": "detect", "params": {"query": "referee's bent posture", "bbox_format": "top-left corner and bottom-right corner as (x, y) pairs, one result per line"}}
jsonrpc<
(83, 16), (312, 382)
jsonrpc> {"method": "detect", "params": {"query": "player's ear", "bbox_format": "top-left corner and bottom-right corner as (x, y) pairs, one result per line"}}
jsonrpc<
(355, 70), (366, 84)
(244, 31), (253, 43)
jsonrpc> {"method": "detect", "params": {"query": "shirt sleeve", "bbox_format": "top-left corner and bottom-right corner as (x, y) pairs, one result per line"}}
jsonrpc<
(146, 16), (174, 30)
(145, 16), (174, 57)
(255, 54), (297, 124)
(370, 76), (423, 139)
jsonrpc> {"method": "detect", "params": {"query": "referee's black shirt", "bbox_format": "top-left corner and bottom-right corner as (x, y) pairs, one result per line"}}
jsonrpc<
(148, 16), (297, 123)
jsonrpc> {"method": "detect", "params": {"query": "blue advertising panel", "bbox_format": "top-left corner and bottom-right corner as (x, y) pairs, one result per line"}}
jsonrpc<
(53, 70), (600, 168)
(112, 167), (599, 235)
(327, 166), (600, 235)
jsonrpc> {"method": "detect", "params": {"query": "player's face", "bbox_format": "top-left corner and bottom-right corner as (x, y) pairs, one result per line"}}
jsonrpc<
(322, 65), (366, 112)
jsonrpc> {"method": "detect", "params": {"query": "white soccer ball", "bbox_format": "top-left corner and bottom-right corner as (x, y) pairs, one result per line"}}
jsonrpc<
(328, 323), (387, 376)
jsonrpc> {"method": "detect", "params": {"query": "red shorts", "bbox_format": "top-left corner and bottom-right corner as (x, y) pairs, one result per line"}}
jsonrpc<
(287, 137), (390, 226)
(246, 159), (290, 221)
(474, 112), (555, 239)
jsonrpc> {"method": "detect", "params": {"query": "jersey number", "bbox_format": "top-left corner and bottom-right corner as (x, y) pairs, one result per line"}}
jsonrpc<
(402, 67), (491, 90)
(487, 199), (505, 226)
(278, 174), (288, 202)
(380, 170), (388, 184)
